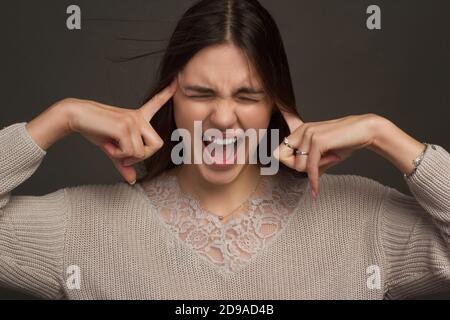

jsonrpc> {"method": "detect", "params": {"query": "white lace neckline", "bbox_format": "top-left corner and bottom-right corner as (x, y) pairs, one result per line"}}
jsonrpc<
(138, 167), (308, 275)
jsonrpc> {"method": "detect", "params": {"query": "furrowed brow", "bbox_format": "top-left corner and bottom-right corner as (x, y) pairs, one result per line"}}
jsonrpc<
(183, 85), (215, 94)
(234, 87), (265, 95)
(182, 85), (265, 96)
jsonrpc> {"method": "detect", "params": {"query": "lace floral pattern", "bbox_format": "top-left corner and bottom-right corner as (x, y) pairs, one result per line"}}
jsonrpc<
(140, 167), (308, 274)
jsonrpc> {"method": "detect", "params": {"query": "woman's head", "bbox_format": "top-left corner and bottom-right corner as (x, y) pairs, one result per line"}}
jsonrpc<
(138, 0), (301, 184)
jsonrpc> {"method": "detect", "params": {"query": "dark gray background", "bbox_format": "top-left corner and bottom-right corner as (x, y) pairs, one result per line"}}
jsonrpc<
(0, 0), (449, 299)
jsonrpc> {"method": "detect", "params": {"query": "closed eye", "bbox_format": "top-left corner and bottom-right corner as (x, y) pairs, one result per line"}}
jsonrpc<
(237, 97), (259, 103)
(188, 95), (213, 99)
(187, 95), (259, 103)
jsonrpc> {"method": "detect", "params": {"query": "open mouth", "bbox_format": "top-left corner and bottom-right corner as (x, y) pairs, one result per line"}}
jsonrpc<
(202, 134), (244, 166)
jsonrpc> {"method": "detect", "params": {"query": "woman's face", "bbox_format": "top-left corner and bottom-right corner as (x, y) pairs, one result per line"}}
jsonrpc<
(173, 43), (273, 185)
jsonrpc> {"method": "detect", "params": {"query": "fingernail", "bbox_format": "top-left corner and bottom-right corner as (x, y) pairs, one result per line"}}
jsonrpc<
(311, 188), (317, 199)
(272, 148), (279, 159)
(123, 159), (134, 167)
(129, 179), (136, 185)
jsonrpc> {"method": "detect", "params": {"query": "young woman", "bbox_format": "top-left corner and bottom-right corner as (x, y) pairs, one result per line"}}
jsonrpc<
(1, 0), (449, 299)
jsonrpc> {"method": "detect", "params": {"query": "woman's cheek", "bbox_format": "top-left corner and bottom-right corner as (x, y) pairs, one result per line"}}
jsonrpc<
(173, 98), (208, 130)
(236, 104), (272, 130)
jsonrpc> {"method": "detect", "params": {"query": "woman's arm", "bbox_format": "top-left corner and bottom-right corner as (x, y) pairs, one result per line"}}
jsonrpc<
(0, 122), (68, 298)
(25, 100), (73, 152)
(379, 143), (450, 298)
(273, 112), (444, 197)
(366, 116), (427, 176)
(274, 111), (450, 298)
(362, 116), (450, 297)
(0, 81), (176, 298)
(25, 88), (174, 185)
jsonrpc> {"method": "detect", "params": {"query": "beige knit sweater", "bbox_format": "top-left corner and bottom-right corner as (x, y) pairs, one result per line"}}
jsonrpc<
(0, 122), (449, 300)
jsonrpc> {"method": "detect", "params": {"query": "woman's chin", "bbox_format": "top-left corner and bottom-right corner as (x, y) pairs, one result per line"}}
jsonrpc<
(197, 162), (245, 185)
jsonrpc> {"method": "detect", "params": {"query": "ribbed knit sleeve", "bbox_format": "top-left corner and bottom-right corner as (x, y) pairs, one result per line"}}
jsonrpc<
(0, 122), (68, 299)
(380, 144), (450, 299)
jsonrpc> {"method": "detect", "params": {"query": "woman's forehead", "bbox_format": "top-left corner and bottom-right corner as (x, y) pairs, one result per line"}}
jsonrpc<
(179, 44), (263, 91)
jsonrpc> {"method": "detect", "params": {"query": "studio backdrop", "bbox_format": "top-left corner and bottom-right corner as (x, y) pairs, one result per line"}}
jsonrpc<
(0, 0), (449, 299)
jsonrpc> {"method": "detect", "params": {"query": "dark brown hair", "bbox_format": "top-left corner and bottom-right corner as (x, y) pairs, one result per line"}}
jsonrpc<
(136, 0), (302, 183)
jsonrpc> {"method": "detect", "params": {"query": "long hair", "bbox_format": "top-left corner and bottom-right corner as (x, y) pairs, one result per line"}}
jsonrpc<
(136, 0), (302, 183)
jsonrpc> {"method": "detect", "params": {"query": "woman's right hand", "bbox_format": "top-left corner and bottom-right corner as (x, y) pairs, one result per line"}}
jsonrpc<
(26, 79), (177, 185)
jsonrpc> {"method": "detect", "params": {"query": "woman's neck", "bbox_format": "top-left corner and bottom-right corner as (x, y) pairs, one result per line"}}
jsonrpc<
(174, 164), (261, 217)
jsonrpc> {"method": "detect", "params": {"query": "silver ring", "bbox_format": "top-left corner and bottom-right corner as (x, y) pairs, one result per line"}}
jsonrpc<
(284, 137), (309, 156)
(294, 149), (309, 156)
(283, 137), (296, 150)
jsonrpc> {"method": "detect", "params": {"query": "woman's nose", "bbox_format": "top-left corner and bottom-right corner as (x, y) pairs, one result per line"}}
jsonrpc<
(209, 99), (238, 130)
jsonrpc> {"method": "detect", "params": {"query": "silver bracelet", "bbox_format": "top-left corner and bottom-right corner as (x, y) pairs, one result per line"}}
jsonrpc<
(403, 142), (432, 179)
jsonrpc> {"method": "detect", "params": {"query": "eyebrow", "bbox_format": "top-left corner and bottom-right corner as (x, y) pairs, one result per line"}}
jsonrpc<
(182, 85), (265, 96)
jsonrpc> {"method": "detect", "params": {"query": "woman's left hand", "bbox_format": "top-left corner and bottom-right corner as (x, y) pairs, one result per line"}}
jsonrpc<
(273, 110), (425, 199)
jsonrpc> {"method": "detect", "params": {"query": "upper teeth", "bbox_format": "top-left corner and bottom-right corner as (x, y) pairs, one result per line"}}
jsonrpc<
(205, 136), (237, 145)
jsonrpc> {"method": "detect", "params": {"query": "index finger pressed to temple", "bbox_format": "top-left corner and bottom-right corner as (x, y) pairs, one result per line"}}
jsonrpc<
(140, 79), (177, 121)
(279, 107), (303, 133)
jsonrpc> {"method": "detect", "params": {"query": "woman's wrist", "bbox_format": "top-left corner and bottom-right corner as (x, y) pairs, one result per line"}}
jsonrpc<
(25, 99), (74, 151)
(368, 115), (426, 176)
